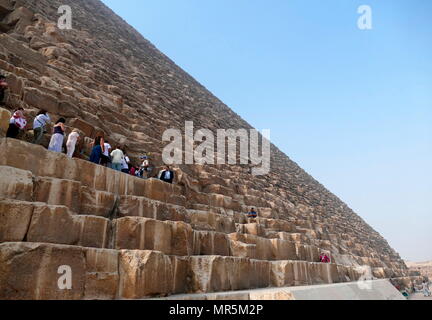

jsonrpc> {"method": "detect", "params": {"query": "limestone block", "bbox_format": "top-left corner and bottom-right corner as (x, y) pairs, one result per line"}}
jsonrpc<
(118, 195), (163, 218)
(189, 256), (270, 293)
(0, 166), (33, 201)
(27, 204), (79, 245)
(113, 217), (172, 254)
(230, 240), (256, 259)
(296, 244), (320, 262)
(33, 177), (81, 213)
(192, 231), (231, 256)
(78, 215), (110, 248)
(23, 87), (58, 113)
(291, 261), (313, 286)
(249, 259), (272, 288)
(84, 248), (118, 300)
(309, 263), (339, 284)
(119, 250), (173, 299)
(4, 72), (23, 95)
(240, 223), (266, 237)
(142, 178), (185, 205)
(0, 199), (33, 242)
(270, 239), (298, 260)
(0, 138), (80, 181)
(68, 118), (95, 138)
(27, 203), (109, 248)
(0, 108), (11, 134)
(0, 243), (86, 300)
(188, 211), (235, 233)
(169, 221), (193, 256)
(188, 256), (232, 293)
(118, 195), (187, 222)
(255, 237), (273, 260)
(271, 261), (295, 287)
(170, 256), (190, 294)
(265, 219), (293, 232)
(79, 186), (117, 217)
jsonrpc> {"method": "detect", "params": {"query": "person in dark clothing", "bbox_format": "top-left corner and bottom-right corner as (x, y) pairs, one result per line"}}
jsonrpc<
(0, 75), (8, 106)
(159, 166), (174, 184)
(89, 136), (104, 164)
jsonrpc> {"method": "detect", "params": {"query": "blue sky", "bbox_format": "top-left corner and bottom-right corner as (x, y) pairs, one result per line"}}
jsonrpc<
(101, 0), (432, 262)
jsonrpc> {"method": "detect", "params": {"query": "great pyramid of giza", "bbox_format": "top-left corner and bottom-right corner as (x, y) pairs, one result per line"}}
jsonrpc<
(0, 0), (420, 299)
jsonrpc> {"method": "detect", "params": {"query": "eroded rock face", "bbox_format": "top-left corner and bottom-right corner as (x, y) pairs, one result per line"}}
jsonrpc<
(0, 242), (86, 300)
(119, 250), (174, 299)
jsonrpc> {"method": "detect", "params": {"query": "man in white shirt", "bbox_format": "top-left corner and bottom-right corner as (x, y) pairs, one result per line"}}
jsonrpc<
(101, 140), (112, 167)
(110, 147), (124, 172)
(32, 110), (51, 145)
(121, 153), (130, 173)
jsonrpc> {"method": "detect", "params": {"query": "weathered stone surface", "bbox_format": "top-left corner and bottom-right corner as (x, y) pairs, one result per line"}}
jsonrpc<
(0, 166), (33, 201)
(170, 256), (190, 294)
(230, 239), (256, 259)
(84, 248), (119, 300)
(119, 250), (173, 299)
(114, 217), (172, 254)
(0, 108), (11, 134)
(33, 177), (82, 212)
(188, 256), (271, 293)
(0, 242), (86, 300)
(80, 186), (117, 217)
(188, 210), (236, 233)
(118, 195), (186, 222)
(27, 204), (110, 248)
(192, 231), (231, 256)
(142, 178), (186, 206)
(0, 199), (33, 242)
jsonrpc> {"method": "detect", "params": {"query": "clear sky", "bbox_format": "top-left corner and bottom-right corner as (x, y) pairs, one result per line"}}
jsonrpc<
(101, 0), (432, 262)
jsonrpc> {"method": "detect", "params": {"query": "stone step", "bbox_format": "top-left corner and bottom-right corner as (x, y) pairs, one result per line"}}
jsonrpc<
(0, 199), (333, 263)
(0, 138), (186, 205)
(0, 242), (368, 300)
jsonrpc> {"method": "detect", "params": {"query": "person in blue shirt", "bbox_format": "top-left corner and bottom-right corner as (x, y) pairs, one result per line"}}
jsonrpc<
(247, 208), (258, 219)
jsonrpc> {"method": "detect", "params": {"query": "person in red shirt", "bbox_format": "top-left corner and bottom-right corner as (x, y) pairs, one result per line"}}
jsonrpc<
(130, 166), (136, 176)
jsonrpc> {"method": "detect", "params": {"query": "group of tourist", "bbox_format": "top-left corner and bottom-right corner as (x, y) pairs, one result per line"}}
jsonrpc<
(5, 108), (81, 160)
(89, 136), (136, 175)
(89, 138), (175, 183)
(4, 107), (176, 184)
